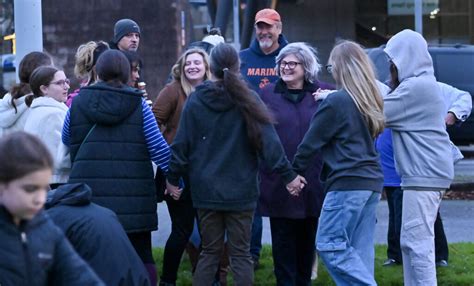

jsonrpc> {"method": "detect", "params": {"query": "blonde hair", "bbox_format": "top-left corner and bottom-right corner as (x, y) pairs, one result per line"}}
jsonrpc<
(74, 41), (109, 85)
(329, 40), (384, 137)
(171, 48), (211, 96)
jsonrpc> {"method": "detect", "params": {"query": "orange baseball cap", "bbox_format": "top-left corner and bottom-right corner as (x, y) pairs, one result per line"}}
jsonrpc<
(255, 8), (281, 25)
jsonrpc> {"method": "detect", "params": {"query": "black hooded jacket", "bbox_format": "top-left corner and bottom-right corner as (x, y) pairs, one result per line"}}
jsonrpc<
(45, 183), (150, 286)
(0, 206), (104, 286)
(167, 81), (297, 211)
(68, 82), (156, 232)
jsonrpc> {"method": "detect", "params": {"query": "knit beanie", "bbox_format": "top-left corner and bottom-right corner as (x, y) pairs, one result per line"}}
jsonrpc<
(113, 19), (141, 44)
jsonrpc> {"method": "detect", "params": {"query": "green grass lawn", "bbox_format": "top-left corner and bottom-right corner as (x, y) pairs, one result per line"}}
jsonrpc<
(153, 243), (474, 285)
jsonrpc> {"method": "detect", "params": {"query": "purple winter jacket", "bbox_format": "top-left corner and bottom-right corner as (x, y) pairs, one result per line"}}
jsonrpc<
(257, 79), (331, 219)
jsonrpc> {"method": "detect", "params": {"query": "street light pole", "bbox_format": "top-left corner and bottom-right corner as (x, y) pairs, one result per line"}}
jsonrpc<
(414, 0), (423, 34)
(233, 0), (240, 50)
(14, 0), (43, 82)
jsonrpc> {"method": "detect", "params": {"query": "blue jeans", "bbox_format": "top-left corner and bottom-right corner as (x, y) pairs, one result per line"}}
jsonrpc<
(316, 190), (380, 286)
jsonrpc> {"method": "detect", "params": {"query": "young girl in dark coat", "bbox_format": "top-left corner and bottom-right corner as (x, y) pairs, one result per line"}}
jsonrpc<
(0, 132), (103, 286)
(166, 43), (306, 285)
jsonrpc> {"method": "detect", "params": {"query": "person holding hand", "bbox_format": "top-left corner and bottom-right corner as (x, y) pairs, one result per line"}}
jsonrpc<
(166, 43), (304, 286)
(257, 42), (329, 285)
(293, 40), (384, 285)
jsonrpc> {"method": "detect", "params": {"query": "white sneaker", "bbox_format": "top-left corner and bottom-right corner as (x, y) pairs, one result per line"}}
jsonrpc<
(311, 251), (318, 280)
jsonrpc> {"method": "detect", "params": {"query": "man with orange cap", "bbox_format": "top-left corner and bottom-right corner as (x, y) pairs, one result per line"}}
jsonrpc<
(240, 8), (288, 92)
(239, 8), (289, 270)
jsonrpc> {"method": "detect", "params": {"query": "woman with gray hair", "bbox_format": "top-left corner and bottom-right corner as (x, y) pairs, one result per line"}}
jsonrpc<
(257, 42), (332, 284)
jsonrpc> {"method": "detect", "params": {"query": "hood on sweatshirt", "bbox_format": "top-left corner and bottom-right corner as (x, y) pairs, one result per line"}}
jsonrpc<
(384, 29), (434, 82)
(194, 80), (236, 112)
(0, 93), (29, 129)
(76, 82), (143, 125)
(45, 183), (92, 209)
(250, 34), (289, 56)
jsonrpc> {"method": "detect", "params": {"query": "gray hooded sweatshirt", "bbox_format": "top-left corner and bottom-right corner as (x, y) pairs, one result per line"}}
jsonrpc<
(384, 29), (453, 189)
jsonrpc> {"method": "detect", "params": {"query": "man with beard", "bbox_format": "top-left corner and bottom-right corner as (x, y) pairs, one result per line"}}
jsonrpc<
(239, 8), (289, 270)
(240, 8), (288, 92)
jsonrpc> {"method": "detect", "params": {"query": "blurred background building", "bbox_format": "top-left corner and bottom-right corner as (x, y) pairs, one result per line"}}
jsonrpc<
(1, 0), (474, 97)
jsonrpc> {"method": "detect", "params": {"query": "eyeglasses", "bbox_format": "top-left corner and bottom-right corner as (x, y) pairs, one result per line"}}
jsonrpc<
(325, 65), (333, 74)
(280, 61), (301, 69)
(50, 79), (70, 87)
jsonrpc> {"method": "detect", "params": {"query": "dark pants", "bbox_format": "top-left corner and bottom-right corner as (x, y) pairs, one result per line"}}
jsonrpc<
(194, 209), (254, 286)
(127, 231), (154, 263)
(250, 213), (262, 261)
(386, 187), (403, 262)
(270, 217), (317, 286)
(434, 211), (449, 262)
(161, 198), (195, 283)
(385, 187), (449, 262)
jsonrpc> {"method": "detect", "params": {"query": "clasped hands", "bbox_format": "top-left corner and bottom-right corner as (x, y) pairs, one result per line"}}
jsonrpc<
(286, 174), (307, 197)
(165, 180), (183, 200)
(166, 175), (306, 199)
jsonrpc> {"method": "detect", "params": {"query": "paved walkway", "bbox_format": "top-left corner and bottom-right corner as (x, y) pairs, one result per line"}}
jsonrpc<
(152, 199), (474, 247)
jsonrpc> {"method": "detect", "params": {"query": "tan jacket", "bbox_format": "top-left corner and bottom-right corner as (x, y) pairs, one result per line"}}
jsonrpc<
(152, 81), (187, 144)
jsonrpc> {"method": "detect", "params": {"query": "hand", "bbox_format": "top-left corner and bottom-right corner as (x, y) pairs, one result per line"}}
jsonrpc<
(165, 180), (183, 200)
(445, 112), (456, 126)
(286, 175), (307, 196)
(313, 88), (334, 101)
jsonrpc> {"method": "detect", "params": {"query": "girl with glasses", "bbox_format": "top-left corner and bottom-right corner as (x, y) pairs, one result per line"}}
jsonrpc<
(24, 66), (71, 189)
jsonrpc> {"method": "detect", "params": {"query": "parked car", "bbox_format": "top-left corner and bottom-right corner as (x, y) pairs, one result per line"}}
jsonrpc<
(0, 53), (16, 96)
(367, 44), (474, 145)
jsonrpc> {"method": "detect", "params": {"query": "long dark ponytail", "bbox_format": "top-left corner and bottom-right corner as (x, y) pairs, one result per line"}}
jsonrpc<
(210, 43), (274, 151)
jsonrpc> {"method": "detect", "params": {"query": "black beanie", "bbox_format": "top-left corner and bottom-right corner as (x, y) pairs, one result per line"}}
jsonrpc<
(113, 19), (141, 44)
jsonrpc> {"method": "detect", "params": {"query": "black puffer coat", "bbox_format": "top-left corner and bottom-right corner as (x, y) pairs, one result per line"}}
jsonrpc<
(45, 183), (150, 286)
(0, 206), (104, 286)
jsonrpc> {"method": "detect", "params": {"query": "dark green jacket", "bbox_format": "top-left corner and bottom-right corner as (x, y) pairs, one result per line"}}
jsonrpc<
(167, 81), (297, 211)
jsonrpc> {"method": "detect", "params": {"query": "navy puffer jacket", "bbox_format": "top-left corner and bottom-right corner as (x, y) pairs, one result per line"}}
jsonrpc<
(0, 206), (104, 286)
(45, 183), (150, 286)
